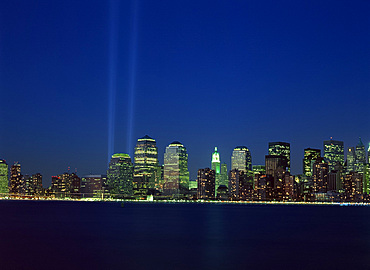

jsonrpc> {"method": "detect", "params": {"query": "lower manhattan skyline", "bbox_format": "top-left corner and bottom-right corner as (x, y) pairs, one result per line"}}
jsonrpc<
(2, 2), (370, 269)
(1, 0), (369, 186)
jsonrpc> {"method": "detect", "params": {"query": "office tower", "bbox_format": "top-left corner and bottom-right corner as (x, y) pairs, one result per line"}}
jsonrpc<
(220, 163), (228, 187)
(51, 172), (80, 198)
(22, 174), (33, 195)
(268, 142), (291, 171)
(303, 148), (321, 177)
(81, 175), (107, 198)
(265, 155), (288, 200)
(323, 138), (344, 172)
(312, 157), (329, 193)
(347, 147), (356, 172)
(231, 146), (252, 173)
(283, 171), (294, 200)
(197, 168), (215, 200)
(0, 160), (8, 195)
(355, 137), (366, 172)
(229, 169), (243, 200)
(254, 173), (267, 201)
(163, 141), (189, 196)
(21, 174), (42, 196)
(9, 162), (21, 194)
(133, 135), (160, 195)
(107, 153), (134, 198)
(32, 173), (43, 196)
(343, 172), (363, 202)
(211, 147), (221, 193)
(363, 164), (370, 194)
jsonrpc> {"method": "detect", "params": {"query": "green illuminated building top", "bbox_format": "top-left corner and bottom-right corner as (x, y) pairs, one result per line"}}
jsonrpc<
(211, 147), (221, 194)
(106, 153), (133, 198)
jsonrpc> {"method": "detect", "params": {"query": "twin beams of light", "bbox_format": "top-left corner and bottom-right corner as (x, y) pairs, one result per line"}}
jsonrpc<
(108, 0), (138, 164)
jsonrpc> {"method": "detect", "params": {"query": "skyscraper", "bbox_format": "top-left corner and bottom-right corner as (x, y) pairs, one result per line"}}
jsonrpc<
(355, 137), (366, 173)
(163, 141), (189, 196)
(303, 148), (321, 177)
(197, 168), (215, 200)
(9, 162), (21, 195)
(106, 153), (134, 198)
(211, 147), (221, 193)
(133, 135), (160, 195)
(347, 147), (356, 172)
(268, 142), (290, 171)
(0, 160), (8, 195)
(231, 146), (252, 173)
(265, 155), (288, 200)
(51, 172), (80, 198)
(312, 157), (329, 193)
(81, 175), (106, 198)
(220, 163), (228, 187)
(323, 138), (344, 172)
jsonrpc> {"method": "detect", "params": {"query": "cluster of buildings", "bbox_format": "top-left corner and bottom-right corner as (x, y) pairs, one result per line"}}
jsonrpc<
(0, 136), (369, 202)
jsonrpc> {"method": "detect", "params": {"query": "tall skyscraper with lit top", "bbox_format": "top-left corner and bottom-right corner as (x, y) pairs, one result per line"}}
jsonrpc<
(231, 146), (252, 173)
(163, 141), (189, 196)
(133, 135), (160, 194)
(269, 142), (290, 172)
(323, 138), (344, 172)
(211, 147), (221, 192)
(0, 160), (8, 195)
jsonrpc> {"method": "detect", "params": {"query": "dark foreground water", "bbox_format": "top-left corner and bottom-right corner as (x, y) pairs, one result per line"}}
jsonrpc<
(1, 201), (370, 270)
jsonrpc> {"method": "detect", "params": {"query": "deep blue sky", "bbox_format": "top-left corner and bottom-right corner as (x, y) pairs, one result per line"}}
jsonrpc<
(1, 0), (369, 186)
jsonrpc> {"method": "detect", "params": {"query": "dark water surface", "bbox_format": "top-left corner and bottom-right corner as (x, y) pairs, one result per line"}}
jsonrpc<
(1, 200), (369, 269)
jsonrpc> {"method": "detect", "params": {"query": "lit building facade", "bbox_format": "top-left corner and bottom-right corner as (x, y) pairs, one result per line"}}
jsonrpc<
(268, 142), (291, 172)
(343, 172), (363, 202)
(0, 160), (8, 195)
(211, 147), (221, 193)
(81, 175), (107, 198)
(323, 138), (344, 172)
(265, 155), (288, 200)
(231, 146), (252, 173)
(106, 153), (134, 198)
(133, 135), (160, 195)
(9, 162), (21, 195)
(303, 148), (321, 177)
(163, 141), (189, 195)
(355, 137), (366, 173)
(312, 157), (329, 193)
(197, 168), (215, 200)
(51, 172), (80, 198)
(347, 147), (356, 172)
(220, 163), (228, 187)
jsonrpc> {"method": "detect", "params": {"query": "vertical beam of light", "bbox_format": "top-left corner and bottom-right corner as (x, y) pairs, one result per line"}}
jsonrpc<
(127, 0), (139, 157)
(108, 0), (119, 164)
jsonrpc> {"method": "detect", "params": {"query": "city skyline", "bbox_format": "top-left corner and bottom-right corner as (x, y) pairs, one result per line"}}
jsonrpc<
(1, 1), (369, 185)
(1, 134), (369, 188)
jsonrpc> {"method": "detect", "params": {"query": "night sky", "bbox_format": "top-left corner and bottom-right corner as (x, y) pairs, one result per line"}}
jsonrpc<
(1, 0), (369, 187)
